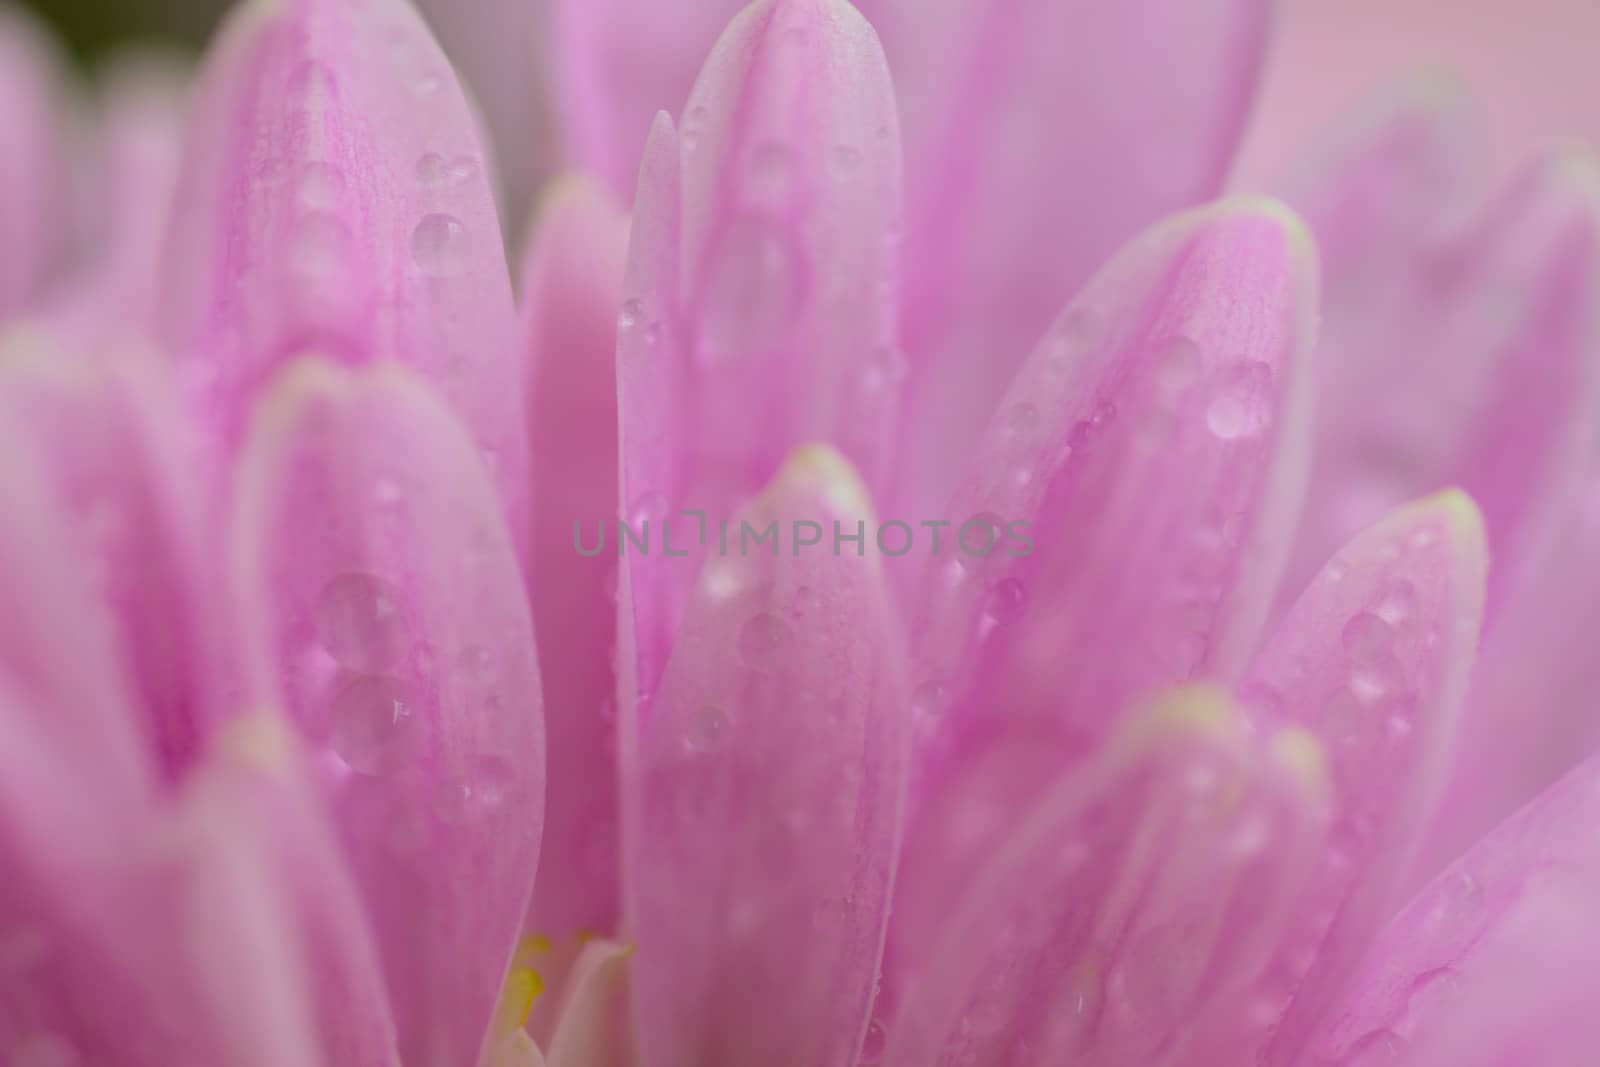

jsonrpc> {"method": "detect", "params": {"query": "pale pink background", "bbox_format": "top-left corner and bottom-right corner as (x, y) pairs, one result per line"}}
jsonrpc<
(1240, 0), (1600, 184)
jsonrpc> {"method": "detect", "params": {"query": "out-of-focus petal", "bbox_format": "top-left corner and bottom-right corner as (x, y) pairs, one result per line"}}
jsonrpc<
(46, 53), (190, 346)
(518, 177), (630, 940)
(1232, 493), (1487, 1065)
(616, 0), (903, 707)
(890, 200), (1317, 979)
(0, 337), (222, 779)
(548, 0), (740, 200)
(627, 446), (910, 1067)
(231, 358), (544, 1067)
(883, 688), (1332, 1067)
(874, 0), (1273, 515)
(158, 0), (526, 533)
(0, 6), (67, 315)
(1303, 751), (1600, 1067)
(413, 0), (557, 225)
(1282, 145), (1600, 613)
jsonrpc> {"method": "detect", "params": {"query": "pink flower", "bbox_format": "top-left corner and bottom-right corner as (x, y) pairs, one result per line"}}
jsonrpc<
(2, 1), (1598, 1066)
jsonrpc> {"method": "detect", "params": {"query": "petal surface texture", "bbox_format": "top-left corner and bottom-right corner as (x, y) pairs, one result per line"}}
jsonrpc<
(883, 688), (1332, 1067)
(158, 0), (527, 532)
(231, 358), (545, 1067)
(627, 446), (910, 1067)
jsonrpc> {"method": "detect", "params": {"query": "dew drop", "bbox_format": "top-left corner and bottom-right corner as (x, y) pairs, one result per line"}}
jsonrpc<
(1056, 307), (1104, 354)
(748, 139), (795, 198)
(1210, 360), (1274, 439)
(295, 161), (345, 209)
(457, 643), (496, 683)
(629, 490), (670, 526)
(830, 144), (864, 180)
(289, 211), (353, 279)
(738, 612), (790, 670)
(416, 152), (449, 186)
(618, 299), (645, 331)
(413, 73), (443, 98)
(983, 578), (1029, 624)
(1375, 579), (1420, 628)
(316, 573), (409, 671)
(858, 1019), (887, 1064)
(287, 60), (337, 104)
(411, 213), (467, 277)
(695, 214), (803, 364)
(999, 402), (1039, 442)
(330, 675), (418, 775)
(684, 704), (731, 754)
(1342, 611), (1395, 668)
(912, 680), (949, 720)
(1153, 336), (1202, 396)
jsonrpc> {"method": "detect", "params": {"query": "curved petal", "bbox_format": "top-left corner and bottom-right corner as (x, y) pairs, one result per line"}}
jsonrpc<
(0, 6), (68, 314)
(230, 358), (545, 1067)
(876, 0), (1273, 515)
(0, 339), (224, 780)
(1281, 146), (1600, 614)
(890, 200), (1318, 978)
(1233, 492), (1487, 1065)
(883, 688), (1332, 1067)
(1303, 750), (1600, 1067)
(617, 0), (904, 707)
(544, 940), (633, 1067)
(627, 446), (910, 1067)
(518, 177), (630, 940)
(158, 0), (526, 534)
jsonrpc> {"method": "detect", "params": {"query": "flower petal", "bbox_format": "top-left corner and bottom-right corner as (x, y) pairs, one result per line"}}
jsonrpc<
(1303, 751), (1600, 1067)
(0, 339), (223, 780)
(158, 0), (526, 533)
(544, 940), (633, 1067)
(1234, 492), (1487, 1064)
(0, 6), (67, 314)
(891, 200), (1317, 977)
(1282, 147), (1600, 614)
(627, 446), (910, 1067)
(617, 0), (904, 710)
(874, 0), (1273, 514)
(518, 177), (630, 940)
(882, 688), (1332, 1067)
(230, 358), (544, 1067)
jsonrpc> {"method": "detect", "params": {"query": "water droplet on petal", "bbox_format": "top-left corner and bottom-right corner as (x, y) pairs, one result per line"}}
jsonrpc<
(983, 578), (1029, 624)
(619, 299), (645, 331)
(411, 213), (467, 277)
(684, 704), (731, 754)
(330, 675), (418, 774)
(1206, 363), (1272, 439)
(416, 152), (449, 185)
(1375, 580), (1420, 628)
(738, 612), (790, 670)
(748, 140), (795, 198)
(316, 573), (409, 671)
(830, 144), (864, 180)
(413, 73), (443, 98)
(912, 680), (949, 720)
(858, 1019), (887, 1063)
(457, 643), (495, 683)
(296, 161), (344, 209)
(629, 491), (670, 527)
(1154, 336), (1202, 396)
(288, 60), (337, 104)
(695, 214), (803, 364)
(289, 211), (353, 279)
(999, 402), (1039, 442)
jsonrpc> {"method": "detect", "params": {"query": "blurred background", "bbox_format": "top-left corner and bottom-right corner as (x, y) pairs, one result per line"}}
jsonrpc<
(14, 0), (1599, 194)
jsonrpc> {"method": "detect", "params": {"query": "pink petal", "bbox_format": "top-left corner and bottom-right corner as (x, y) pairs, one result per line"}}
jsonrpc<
(45, 54), (190, 347)
(0, 6), (67, 314)
(627, 446), (910, 1067)
(548, 0), (740, 199)
(230, 359), (545, 1067)
(0, 340), (224, 780)
(883, 688), (1333, 1067)
(158, 0), (527, 534)
(517, 178), (630, 940)
(1233, 492), (1487, 1065)
(1303, 750), (1600, 1067)
(617, 0), (904, 705)
(1282, 147), (1600, 615)
(891, 200), (1317, 978)
(874, 0), (1273, 514)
